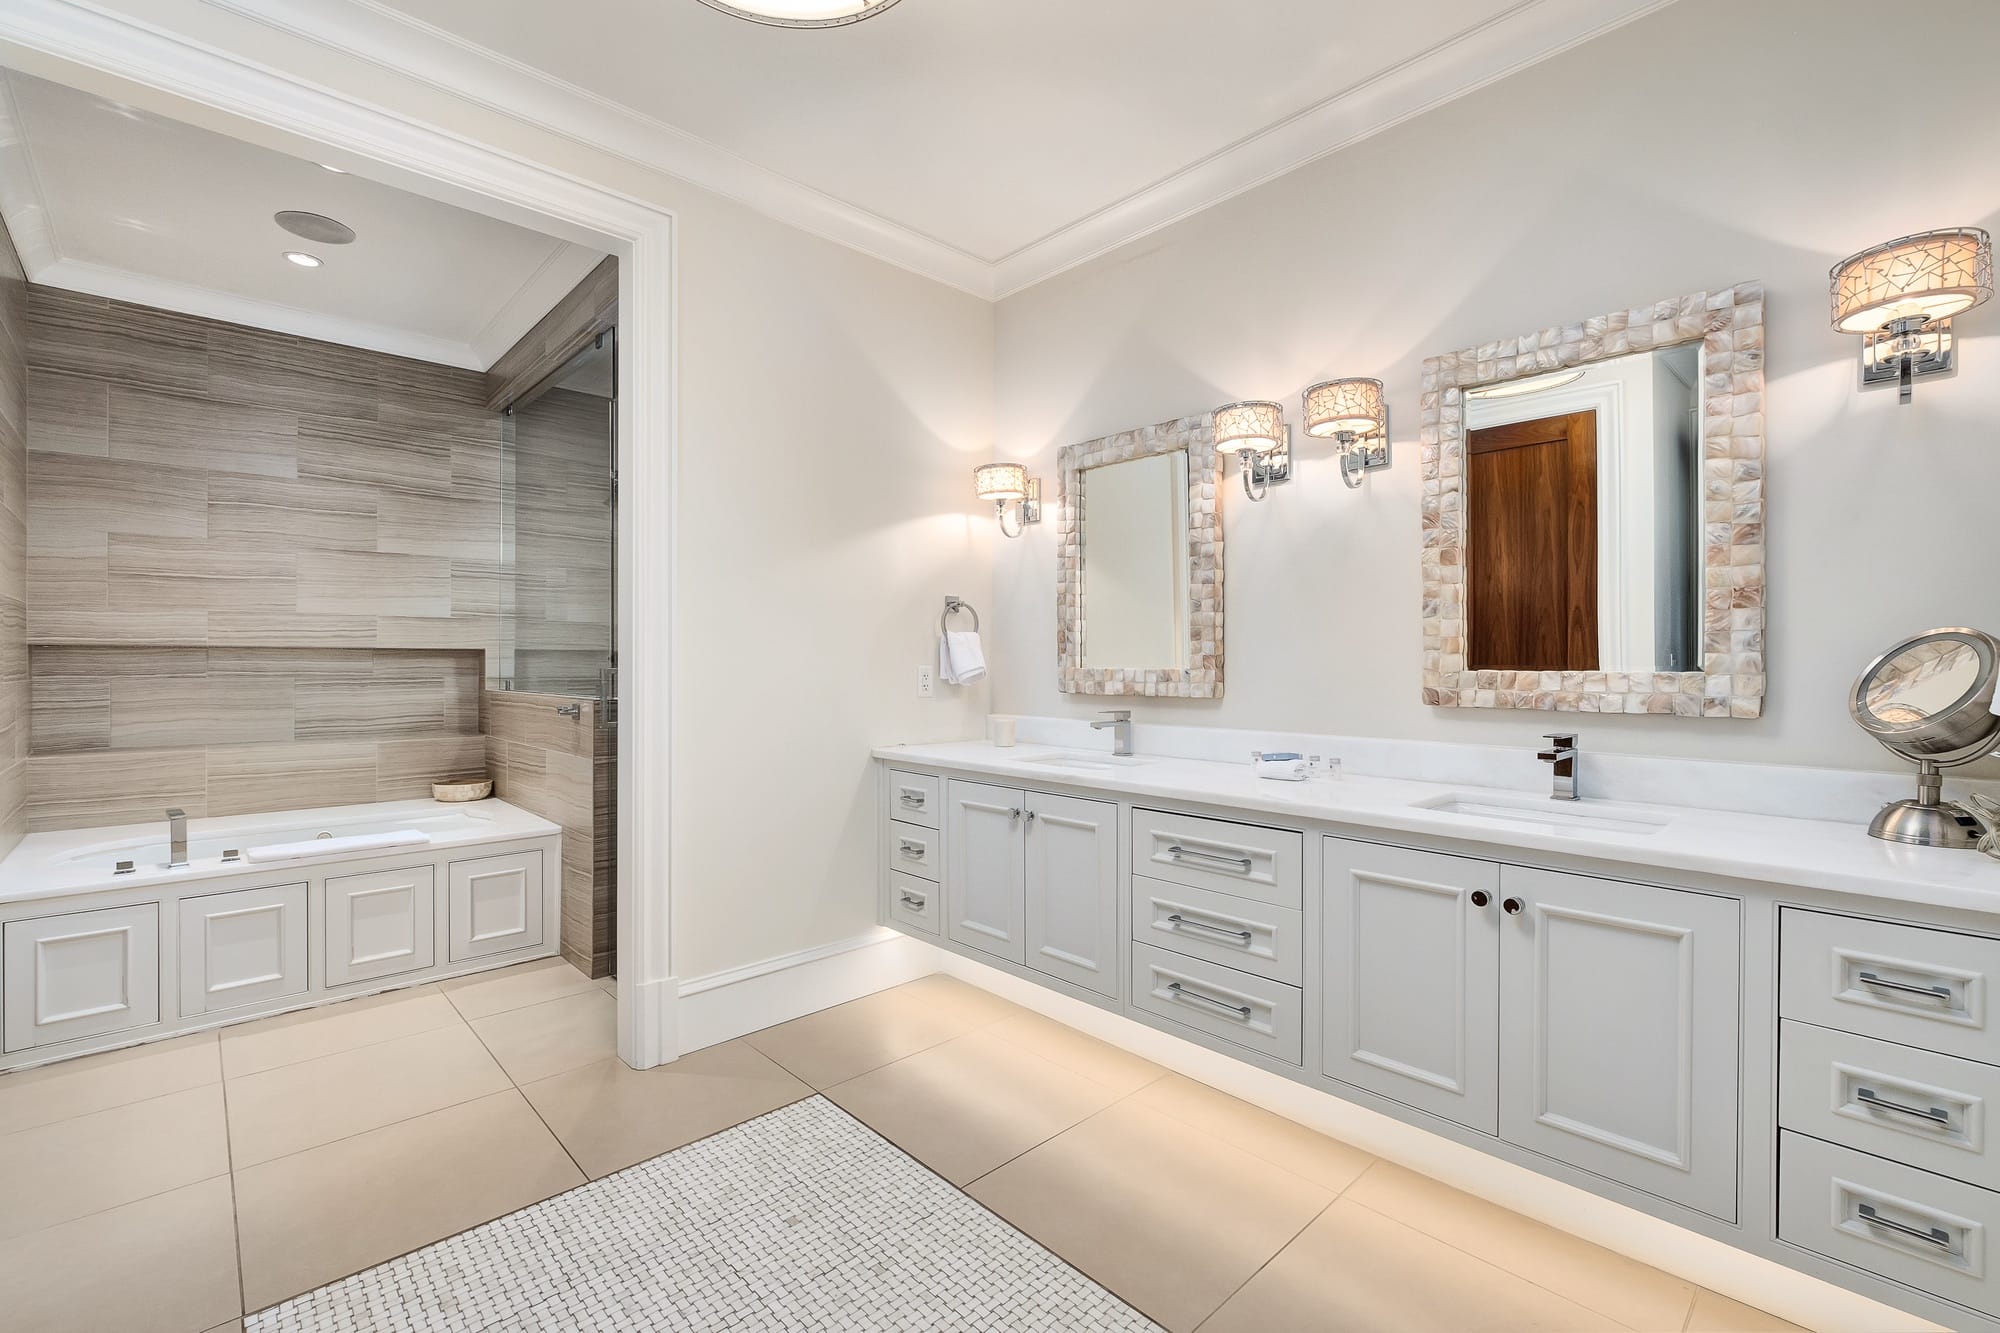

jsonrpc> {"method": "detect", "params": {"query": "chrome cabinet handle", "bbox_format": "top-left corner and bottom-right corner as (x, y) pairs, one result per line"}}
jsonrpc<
(1858, 971), (1952, 1003)
(1010, 808), (1022, 822)
(1025, 810), (1037, 824)
(898, 891), (927, 909)
(897, 840), (926, 859)
(1165, 980), (1252, 1020)
(1167, 844), (1252, 872)
(1167, 913), (1253, 944)
(1857, 1087), (1952, 1126)
(898, 788), (926, 807)
(1470, 890), (1490, 908)
(1856, 1203), (1953, 1249)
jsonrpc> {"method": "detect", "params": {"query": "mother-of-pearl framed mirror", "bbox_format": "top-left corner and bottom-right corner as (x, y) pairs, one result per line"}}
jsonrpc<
(1420, 282), (1766, 717)
(1057, 414), (1223, 697)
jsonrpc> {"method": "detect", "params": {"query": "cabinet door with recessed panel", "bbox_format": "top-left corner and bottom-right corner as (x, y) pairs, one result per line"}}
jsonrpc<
(945, 779), (1026, 964)
(448, 850), (546, 963)
(1024, 790), (1118, 997)
(327, 864), (436, 986)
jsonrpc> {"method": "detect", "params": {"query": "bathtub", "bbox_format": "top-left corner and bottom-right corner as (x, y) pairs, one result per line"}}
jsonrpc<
(0, 799), (563, 1070)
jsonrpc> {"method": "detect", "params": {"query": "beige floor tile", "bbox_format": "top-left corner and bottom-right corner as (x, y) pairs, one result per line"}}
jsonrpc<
(597, 976), (617, 995)
(521, 1040), (810, 1178)
(744, 974), (1023, 1089)
(0, 1083), (228, 1241)
(219, 984), (460, 1077)
(469, 989), (617, 1085)
(1345, 1160), (1691, 1330)
(1133, 1074), (1375, 1195)
(0, 1175), (239, 1333)
(226, 1023), (511, 1166)
(1683, 1289), (1809, 1332)
(967, 1099), (1332, 1332)
(1200, 1197), (1617, 1333)
(826, 1028), (1123, 1185)
(985, 1010), (1167, 1096)
(0, 1031), (219, 1136)
(439, 957), (600, 1020)
(235, 1089), (584, 1311)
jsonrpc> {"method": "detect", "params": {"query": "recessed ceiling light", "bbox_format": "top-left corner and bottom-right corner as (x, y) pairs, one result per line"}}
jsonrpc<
(274, 210), (357, 245)
(284, 251), (323, 268)
(694, 0), (902, 27)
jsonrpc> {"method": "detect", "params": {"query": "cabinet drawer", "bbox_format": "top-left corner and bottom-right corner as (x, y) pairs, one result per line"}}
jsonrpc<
(1781, 1020), (2000, 1192)
(1132, 875), (1303, 985)
(888, 769), (941, 829)
(178, 882), (309, 1017)
(887, 871), (939, 936)
(3, 905), (160, 1052)
(887, 820), (940, 882)
(1780, 1129), (2000, 1319)
(1782, 908), (2000, 1062)
(1129, 940), (1303, 1066)
(1131, 808), (1303, 909)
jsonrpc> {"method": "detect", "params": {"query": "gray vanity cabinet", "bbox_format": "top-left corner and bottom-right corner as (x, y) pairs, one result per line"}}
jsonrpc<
(944, 779), (1118, 995)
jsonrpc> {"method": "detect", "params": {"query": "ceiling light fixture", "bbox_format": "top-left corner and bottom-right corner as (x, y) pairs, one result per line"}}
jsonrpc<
(694, 0), (902, 28)
(274, 210), (357, 245)
(283, 251), (323, 268)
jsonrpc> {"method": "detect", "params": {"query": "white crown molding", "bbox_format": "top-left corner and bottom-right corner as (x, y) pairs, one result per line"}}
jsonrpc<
(468, 239), (606, 370)
(36, 255), (487, 367)
(988, 0), (1681, 297)
(0, 69), (61, 274)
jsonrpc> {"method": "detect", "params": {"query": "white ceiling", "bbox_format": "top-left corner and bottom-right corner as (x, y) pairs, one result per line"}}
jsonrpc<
(0, 69), (606, 369)
(355, 0), (1675, 293)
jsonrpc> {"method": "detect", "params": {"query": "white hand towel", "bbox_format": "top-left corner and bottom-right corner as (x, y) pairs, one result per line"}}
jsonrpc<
(939, 631), (987, 686)
(243, 830), (430, 863)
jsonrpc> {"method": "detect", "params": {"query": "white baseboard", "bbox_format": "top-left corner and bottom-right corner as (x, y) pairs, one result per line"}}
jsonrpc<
(675, 928), (941, 1055)
(617, 974), (679, 1070)
(934, 953), (1929, 1333)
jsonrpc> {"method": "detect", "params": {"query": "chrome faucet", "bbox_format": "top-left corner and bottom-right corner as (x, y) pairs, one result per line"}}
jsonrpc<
(1091, 709), (1134, 757)
(166, 807), (189, 868)
(1537, 734), (1579, 801)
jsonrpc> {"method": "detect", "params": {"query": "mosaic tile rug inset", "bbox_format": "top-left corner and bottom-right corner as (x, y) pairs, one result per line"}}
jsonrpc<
(247, 1095), (1163, 1332)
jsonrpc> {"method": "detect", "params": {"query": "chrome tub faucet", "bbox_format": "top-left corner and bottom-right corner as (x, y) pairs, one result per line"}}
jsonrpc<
(1538, 734), (1579, 801)
(167, 807), (189, 868)
(1091, 709), (1134, 757)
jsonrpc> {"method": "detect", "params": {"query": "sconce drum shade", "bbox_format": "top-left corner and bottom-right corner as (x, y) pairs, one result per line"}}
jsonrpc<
(1211, 400), (1286, 453)
(1831, 228), (1992, 333)
(973, 462), (1029, 502)
(1303, 378), (1387, 438)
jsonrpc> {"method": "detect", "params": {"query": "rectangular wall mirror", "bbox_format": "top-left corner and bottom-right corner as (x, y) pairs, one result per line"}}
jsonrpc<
(1421, 283), (1765, 717)
(1057, 415), (1222, 697)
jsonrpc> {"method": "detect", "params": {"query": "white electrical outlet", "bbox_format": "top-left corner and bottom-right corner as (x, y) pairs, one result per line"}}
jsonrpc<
(916, 664), (935, 698)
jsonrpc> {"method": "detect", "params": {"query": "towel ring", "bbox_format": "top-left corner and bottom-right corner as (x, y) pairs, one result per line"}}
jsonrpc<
(941, 596), (980, 636)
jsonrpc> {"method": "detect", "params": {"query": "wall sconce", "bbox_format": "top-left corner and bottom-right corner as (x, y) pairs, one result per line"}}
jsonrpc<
(1831, 227), (1992, 404)
(973, 462), (1041, 538)
(1211, 400), (1290, 501)
(1303, 377), (1391, 488)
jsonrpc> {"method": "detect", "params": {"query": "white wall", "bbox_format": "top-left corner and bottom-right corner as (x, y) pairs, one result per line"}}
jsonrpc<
(989, 0), (2000, 777)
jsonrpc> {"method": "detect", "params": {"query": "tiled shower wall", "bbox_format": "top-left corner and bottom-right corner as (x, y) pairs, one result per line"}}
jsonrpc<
(20, 289), (501, 829)
(0, 219), (27, 858)
(508, 385), (613, 696)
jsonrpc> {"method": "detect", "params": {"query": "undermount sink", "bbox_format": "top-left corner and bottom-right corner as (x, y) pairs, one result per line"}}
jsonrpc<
(1412, 791), (1674, 837)
(1021, 751), (1151, 771)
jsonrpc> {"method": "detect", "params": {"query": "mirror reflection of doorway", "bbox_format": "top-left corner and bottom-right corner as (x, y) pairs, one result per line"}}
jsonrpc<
(1466, 410), (1599, 671)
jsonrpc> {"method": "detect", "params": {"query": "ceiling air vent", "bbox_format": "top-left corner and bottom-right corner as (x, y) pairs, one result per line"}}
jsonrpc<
(274, 210), (356, 245)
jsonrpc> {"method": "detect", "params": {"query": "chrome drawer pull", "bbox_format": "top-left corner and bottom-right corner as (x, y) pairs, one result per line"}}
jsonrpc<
(898, 789), (926, 807)
(1165, 980), (1252, 1020)
(1857, 1087), (1952, 1126)
(1166, 844), (1252, 872)
(898, 891), (927, 909)
(1857, 971), (1953, 1003)
(1166, 913), (1253, 944)
(1857, 1203), (1953, 1249)
(897, 841), (926, 859)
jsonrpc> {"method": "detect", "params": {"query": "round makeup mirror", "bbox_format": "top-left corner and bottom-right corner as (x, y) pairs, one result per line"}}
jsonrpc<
(1851, 628), (2000, 848)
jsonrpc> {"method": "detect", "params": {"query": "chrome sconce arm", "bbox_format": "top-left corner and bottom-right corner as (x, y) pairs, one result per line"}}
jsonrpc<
(1303, 377), (1391, 488)
(1210, 400), (1291, 503)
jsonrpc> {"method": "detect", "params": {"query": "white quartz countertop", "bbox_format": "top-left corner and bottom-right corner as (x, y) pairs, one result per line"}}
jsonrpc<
(874, 741), (2000, 917)
(0, 798), (562, 904)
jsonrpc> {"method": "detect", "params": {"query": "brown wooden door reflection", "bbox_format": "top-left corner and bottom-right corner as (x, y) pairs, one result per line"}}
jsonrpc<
(1466, 410), (1597, 671)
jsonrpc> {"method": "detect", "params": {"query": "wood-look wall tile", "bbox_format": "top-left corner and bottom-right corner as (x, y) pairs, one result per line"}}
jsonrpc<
(28, 677), (109, 754)
(298, 551), (449, 618)
(205, 741), (375, 818)
(0, 504), (21, 609)
(31, 645), (207, 678)
(295, 416), (451, 498)
(447, 560), (509, 624)
(110, 385), (297, 479)
(482, 690), (593, 758)
(294, 676), (445, 740)
(376, 493), (500, 562)
(208, 647), (372, 680)
(207, 475), (378, 555)
(27, 453), (207, 557)
(375, 735), (487, 800)
(206, 611), (376, 649)
(27, 290), (209, 396)
(106, 536), (297, 612)
(205, 327), (374, 420)
(25, 369), (109, 457)
(29, 609), (208, 646)
(109, 675), (293, 750)
(27, 555), (106, 612)
(374, 616), (496, 653)
(27, 748), (206, 832)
